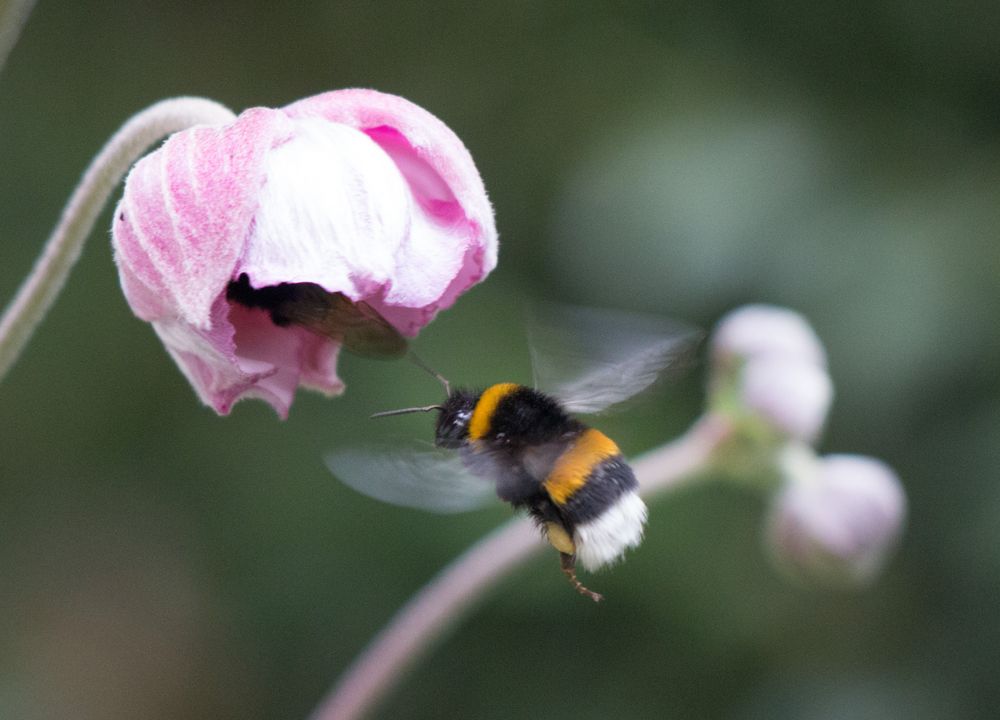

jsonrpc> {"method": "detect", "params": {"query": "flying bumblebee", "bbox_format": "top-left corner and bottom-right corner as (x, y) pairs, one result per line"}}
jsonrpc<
(328, 304), (696, 602)
(224, 275), (693, 601)
(348, 380), (651, 602)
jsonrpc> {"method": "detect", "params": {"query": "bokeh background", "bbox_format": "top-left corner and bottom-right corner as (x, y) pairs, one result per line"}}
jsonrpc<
(2, 2), (999, 718)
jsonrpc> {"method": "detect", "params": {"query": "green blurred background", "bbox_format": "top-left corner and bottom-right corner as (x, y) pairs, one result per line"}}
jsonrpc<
(2, 1), (999, 718)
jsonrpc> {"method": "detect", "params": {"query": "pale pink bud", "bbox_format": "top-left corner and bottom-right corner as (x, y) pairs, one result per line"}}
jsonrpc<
(112, 89), (497, 417)
(742, 355), (833, 441)
(712, 304), (827, 368)
(767, 450), (906, 586)
(710, 304), (832, 440)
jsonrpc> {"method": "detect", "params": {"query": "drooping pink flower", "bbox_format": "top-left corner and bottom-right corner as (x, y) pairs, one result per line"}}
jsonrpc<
(112, 90), (498, 417)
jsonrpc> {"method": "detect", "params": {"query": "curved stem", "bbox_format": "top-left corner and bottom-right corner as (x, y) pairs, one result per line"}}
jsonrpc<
(0, 0), (36, 77)
(0, 97), (236, 383)
(311, 413), (732, 720)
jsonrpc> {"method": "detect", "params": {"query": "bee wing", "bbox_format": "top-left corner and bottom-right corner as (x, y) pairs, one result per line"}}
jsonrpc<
(286, 289), (409, 359)
(325, 443), (498, 514)
(528, 302), (702, 415)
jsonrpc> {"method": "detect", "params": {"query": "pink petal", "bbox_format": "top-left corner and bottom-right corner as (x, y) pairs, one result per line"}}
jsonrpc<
(152, 297), (344, 418)
(113, 108), (292, 329)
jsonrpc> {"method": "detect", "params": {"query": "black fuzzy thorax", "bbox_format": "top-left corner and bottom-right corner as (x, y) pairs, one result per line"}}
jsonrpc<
(488, 386), (584, 446)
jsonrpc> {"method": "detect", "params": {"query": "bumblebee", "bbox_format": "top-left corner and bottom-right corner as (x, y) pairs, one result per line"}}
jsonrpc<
(225, 276), (692, 600)
(326, 305), (696, 602)
(430, 382), (647, 601)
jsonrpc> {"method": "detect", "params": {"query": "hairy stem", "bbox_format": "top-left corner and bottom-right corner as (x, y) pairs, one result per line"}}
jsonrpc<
(0, 97), (236, 383)
(0, 0), (36, 76)
(310, 413), (732, 720)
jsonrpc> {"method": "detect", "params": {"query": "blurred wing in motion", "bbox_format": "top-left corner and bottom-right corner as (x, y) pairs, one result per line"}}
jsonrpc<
(326, 443), (498, 513)
(528, 302), (702, 415)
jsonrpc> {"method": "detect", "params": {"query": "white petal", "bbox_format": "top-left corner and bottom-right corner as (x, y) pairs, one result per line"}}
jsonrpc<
(241, 117), (410, 296)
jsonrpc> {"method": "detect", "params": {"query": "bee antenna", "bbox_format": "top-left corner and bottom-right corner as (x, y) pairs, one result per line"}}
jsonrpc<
(407, 351), (451, 396)
(370, 404), (443, 419)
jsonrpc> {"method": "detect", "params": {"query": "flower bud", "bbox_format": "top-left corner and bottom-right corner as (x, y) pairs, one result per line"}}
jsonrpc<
(709, 305), (832, 441)
(112, 89), (497, 417)
(741, 355), (833, 442)
(767, 450), (906, 587)
(712, 304), (826, 369)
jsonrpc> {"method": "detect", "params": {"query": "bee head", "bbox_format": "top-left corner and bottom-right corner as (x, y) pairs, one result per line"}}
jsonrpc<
(434, 390), (477, 449)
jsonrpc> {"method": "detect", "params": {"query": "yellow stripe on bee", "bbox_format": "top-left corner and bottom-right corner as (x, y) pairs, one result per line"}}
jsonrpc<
(468, 383), (521, 441)
(544, 428), (621, 505)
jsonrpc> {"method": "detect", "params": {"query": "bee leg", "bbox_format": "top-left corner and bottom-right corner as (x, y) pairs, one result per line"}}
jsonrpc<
(559, 552), (604, 603)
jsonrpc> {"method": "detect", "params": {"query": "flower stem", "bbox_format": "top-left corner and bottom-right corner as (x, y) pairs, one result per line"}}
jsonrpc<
(310, 413), (732, 720)
(0, 0), (36, 77)
(0, 97), (236, 383)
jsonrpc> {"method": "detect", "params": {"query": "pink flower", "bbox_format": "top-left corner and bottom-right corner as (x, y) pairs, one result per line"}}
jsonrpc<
(112, 90), (497, 417)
